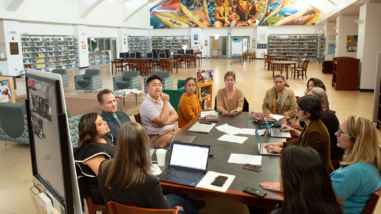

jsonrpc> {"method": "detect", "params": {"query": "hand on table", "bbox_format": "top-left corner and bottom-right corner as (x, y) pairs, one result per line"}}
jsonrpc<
(259, 182), (280, 192)
(279, 125), (295, 132)
(264, 142), (283, 148)
(228, 111), (237, 116)
(266, 146), (282, 153)
(222, 110), (229, 116)
(293, 122), (301, 130)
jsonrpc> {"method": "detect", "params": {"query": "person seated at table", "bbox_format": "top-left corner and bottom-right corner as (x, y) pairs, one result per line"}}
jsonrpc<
(331, 115), (381, 214)
(74, 112), (116, 205)
(216, 71), (244, 116)
(258, 145), (343, 214)
(281, 87), (344, 166)
(98, 122), (200, 214)
(98, 89), (131, 143)
(262, 74), (297, 124)
(264, 95), (334, 173)
(305, 78), (329, 108)
(140, 75), (178, 148)
(178, 77), (202, 128)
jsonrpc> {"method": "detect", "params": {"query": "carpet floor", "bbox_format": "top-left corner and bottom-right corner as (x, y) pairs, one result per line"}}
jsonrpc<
(16, 96), (143, 117)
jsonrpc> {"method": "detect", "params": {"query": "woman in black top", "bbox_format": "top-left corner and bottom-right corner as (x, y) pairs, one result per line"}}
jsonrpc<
(268, 146), (342, 214)
(98, 122), (199, 214)
(75, 112), (116, 205)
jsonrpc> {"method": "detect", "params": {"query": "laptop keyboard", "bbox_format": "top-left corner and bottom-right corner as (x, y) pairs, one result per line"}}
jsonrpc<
(167, 169), (201, 181)
(272, 129), (281, 135)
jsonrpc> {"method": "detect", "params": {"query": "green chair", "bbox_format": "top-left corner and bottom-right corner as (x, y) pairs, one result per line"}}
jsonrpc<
(163, 80), (186, 113)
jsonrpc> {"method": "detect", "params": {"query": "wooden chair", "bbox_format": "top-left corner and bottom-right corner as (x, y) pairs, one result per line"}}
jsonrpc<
(293, 60), (309, 79)
(291, 58), (305, 78)
(108, 201), (178, 214)
(134, 113), (142, 125)
(264, 54), (268, 69)
(114, 59), (124, 74)
(285, 56), (293, 61)
(160, 59), (172, 73)
(126, 59), (136, 71)
(141, 59), (153, 76)
(362, 186), (381, 214)
(267, 56), (274, 70)
(86, 197), (107, 214)
(184, 55), (193, 68)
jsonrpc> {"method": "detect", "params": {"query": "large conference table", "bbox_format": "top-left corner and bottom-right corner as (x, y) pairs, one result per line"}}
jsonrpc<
(159, 113), (285, 214)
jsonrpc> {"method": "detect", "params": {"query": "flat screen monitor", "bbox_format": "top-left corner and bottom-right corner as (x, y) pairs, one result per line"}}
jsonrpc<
(147, 53), (153, 59)
(185, 50), (192, 55)
(159, 49), (165, 52)
(129, 52), (136, 59)
(159, 52), (166, 59)
(136, 52), (141, 59)
(119, 52), (126, 58)
(190, 50), (194, 54)
(177, 50), (182, 55)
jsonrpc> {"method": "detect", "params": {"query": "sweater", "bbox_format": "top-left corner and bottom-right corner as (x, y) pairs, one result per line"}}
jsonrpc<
(178, 93), (202, 128)
(284, 119), (334, 173)
(216, 88), (244, 113)
(331, 162), (381, 214)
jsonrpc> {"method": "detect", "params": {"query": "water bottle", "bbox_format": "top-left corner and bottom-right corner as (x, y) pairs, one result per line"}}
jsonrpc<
(249, 106), (254, 122)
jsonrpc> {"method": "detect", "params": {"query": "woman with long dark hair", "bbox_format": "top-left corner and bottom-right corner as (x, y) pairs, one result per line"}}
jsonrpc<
(178, 77), (202, 128)
(74, 112), (115, 205)
(268, 145), (343, 214)
(98, 122), (200, 214)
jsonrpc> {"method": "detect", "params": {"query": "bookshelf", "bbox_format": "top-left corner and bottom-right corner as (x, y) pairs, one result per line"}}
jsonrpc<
(128, 36), (151, 57)
(267, 34), (318, 60)
(151, 36), (191, 52)
(196, 80), (213, 110)
(332, 57), (359, 90)
(21, 36), (78, 71)
(318, 34), (326, 62)
(88, 51), (110, 66)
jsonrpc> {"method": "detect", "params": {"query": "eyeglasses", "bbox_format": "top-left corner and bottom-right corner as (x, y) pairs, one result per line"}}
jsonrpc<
(337, 126), (352, 138)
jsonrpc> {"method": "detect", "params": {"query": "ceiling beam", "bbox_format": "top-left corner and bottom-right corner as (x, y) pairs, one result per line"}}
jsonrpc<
(4, 0), (25, 11)
(79, 0), (104, 18)
(123, 2), (150, 22)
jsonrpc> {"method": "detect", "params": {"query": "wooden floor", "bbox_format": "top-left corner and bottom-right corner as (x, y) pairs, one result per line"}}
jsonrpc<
(2, 58), (380, 214)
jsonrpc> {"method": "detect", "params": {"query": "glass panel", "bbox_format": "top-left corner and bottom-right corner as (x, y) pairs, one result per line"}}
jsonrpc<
(105, 38), (111, 50)
(221, 37), (227, 55)
(91, 38), (97, 52)
(243, 38), (248, 53)
(99, 38), (105, 51)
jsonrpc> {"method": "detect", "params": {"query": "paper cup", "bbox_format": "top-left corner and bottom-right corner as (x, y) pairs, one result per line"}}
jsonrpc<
(156, 149), (166, 167)
(149, 148), (155, 157)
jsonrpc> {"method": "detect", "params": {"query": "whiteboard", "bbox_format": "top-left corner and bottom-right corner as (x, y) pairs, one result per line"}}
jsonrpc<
(232, 40), (242, 56)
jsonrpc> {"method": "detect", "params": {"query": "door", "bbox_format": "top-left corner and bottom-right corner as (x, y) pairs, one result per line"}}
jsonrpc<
(111, 39), (117, 61)
(231, 36), (250, 59)
(210, 36), (229, 59)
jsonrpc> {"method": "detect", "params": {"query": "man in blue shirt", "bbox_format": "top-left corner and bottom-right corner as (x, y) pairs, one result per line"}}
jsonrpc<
(98, 89), (131, 143)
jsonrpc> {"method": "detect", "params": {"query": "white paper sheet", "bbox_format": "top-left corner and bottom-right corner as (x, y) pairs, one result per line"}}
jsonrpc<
(200, 111), (219, 118)
(216, 124), (244, 135)
(239, 128), (256, 135)
(218, 134), (248, 144)
(269, 114), (284, 121)
(257, 129), (266, 136)
(151, 164), (162, 176)
(228, 153), (262, 165)
(196, 171), (236, 193)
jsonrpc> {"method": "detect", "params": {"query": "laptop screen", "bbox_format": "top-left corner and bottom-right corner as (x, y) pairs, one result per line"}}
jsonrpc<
(170, 143), (209, 170)
(147, 53), (153, 59)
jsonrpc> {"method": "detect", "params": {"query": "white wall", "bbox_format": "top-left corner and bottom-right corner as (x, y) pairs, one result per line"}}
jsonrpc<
(0, 21), (24, 76)
(357, 3), (381, 90)
(335, 15), (359, 57)
(325, 22), (336, 60)
(268, 25), (319, 34)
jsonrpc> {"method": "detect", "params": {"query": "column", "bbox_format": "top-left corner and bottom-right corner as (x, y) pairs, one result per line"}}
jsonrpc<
(324, 22), (336, 61)
(335, 15), (358, 58)
(0, 20), (23, 76)
(73, 25), (89, 68)
(357, 3), (381, 91)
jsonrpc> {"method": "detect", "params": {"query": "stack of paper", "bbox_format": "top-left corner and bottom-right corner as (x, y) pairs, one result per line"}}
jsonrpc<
(200, 111), (219, 118)
(218, 134), (248, 144)
(228, 153), (262, 165)
(196, 171), (236, 193)
(215, 123), (266, 136)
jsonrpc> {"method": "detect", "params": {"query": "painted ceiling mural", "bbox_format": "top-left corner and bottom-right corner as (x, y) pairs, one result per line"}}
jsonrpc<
(150, 0), (320, 28)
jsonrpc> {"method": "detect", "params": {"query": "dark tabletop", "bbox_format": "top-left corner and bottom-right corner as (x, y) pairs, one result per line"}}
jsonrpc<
(164, 112), (282, 196)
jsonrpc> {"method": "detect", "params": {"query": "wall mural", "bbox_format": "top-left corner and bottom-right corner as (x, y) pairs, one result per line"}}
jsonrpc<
(150, 0), (320, 29)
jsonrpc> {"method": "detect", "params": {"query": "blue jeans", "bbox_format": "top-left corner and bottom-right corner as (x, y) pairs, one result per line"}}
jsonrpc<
(165, 193), (199, 214)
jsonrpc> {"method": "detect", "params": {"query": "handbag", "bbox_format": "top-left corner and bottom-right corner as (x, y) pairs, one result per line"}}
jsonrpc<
(205, 114), (219, 122)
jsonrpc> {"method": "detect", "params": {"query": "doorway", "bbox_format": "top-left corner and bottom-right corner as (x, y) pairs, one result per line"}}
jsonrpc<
(111, 39), (117, 61)
(210, 36), (228, 59)
(230, 36), (250, 59)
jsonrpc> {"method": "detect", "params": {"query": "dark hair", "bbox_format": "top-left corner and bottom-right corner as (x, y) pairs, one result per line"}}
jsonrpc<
(297, 95), (323, 120)
(146, 75), (162, 85)
(184, 77), (196, 87)
(274, 74), (290, 87)
(104, 122), (152, 189)
(78, 113), (98, 148)
(281, 145), (343, 214)
(306, 78), (326, 93)
(97, 89), (114, 104)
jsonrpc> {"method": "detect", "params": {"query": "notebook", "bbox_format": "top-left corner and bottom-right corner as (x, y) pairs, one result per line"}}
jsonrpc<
(158, 142), (210, 187)
(188, 122), (215, 133)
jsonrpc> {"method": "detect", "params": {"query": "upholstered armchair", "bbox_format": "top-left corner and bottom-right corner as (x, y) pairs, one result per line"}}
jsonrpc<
(144, 71), (173, 93)
(0, 103), (28, 145)
(113, 71), (142, 91)
(162, 80), (186, 113)
(74, 69), (102, 91)
(52, 69), (69, 88)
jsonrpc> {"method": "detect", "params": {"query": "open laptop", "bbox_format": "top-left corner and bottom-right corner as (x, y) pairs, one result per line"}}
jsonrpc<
(256, 127), (280, 156)
(188, 122), (215, 133)
(158, 142), (210, 187)
(264, 117), (291, 138)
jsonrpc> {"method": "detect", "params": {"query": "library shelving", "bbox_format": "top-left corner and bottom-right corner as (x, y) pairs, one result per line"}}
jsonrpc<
(318, 34), (326, 62)
(21, 35), (79, 71)
(128, 36), (151, 57)
(88, 51), (110, 66)
(267, 34), (318, 60)
(151, 36), (191, 52)
(196, 80), (213, 110)
(332, 57), (360, 91)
